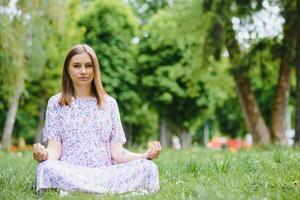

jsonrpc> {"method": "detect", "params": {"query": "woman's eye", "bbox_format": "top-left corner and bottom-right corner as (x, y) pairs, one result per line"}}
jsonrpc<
(73, 65), (80, 68)
(86, 65), (93, 68)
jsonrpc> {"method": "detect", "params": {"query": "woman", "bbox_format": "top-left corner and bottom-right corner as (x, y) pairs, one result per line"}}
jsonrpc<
(33, 44), (161, 195)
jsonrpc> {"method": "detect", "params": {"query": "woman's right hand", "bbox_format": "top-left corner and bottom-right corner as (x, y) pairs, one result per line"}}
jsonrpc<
(33, 143), (49, 162)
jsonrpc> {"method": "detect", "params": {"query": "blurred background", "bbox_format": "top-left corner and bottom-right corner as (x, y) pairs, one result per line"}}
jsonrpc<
(0, 0), (299, 150)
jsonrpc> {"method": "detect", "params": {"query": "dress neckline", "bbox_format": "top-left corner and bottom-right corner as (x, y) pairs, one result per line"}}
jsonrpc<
(72, 96), (96, 102)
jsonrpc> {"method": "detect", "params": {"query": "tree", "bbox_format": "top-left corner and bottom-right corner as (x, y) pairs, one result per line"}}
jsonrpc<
(271, 0), (298, 142)
(0, 1), (26, 148)
(223, 20), (271, 144)
(137, 3), (234, 147)
(198, 0), (300, 144)
(294, 0), (300, 145)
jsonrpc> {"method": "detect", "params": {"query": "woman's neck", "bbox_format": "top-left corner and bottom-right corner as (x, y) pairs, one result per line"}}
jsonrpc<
(74, 85), (93, 99)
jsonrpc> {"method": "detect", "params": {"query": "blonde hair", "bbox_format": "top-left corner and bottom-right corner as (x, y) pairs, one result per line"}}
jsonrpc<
(59, 44), (106, 107)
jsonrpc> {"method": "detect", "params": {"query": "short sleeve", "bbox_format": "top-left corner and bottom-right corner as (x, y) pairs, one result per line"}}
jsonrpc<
(42, 97), (62, 145)
(109, 99), (126, 144)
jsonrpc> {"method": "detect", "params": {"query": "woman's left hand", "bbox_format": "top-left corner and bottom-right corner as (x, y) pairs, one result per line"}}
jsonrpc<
(144, 141), (162, 160)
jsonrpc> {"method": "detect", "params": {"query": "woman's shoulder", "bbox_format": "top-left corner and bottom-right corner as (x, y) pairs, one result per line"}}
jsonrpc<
(47, 93), (62, 107)
(104, 93), (116, 103)
(104, 93), (118, 107)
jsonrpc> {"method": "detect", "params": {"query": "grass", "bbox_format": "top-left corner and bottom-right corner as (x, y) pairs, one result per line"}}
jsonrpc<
(0, 146), (300, 199)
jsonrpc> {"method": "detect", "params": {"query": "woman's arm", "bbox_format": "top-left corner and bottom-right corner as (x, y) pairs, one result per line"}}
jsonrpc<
(33, 140), (62, 162)
(111, 141), (161, 164)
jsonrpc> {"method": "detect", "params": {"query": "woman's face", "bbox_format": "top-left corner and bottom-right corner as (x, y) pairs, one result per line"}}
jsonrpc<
(68, 53), (94, 87)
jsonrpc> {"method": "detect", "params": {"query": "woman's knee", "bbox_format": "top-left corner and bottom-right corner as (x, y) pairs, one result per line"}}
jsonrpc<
(37, 160), (60, 173)
(140, 159), (159, 175)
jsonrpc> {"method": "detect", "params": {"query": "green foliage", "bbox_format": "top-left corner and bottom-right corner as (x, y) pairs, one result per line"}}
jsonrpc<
(0, 13), (25, 101)
(137, 1), (235, 137)
(215, 96), (247, 137)
(138, 9), (200, 131)
(126, 0), (171, 24)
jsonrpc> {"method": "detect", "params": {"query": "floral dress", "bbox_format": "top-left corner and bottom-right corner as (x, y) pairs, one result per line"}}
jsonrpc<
(36, 93), (159, 194)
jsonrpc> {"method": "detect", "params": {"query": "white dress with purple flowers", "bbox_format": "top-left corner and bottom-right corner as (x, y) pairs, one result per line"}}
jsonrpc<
(36, 93), (159, 194)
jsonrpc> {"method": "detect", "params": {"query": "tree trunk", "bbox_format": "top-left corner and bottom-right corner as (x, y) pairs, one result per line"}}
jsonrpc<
(35, 103), (46, 143)
(295, 64), (300, 145)
(294, 0), (300, 145)
(271, 61), (291, 142)
(124, 123), (133, 147)
(179, 127), (192, 148)
(224, 22), (271, 144)
(271, 4), (298, 142)
(1, 83), (23, 148)
(234, 75), (271, 144)
(159, 116), (170, 148)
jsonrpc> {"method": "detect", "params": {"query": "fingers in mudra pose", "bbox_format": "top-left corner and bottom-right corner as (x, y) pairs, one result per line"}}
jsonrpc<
(33, 143), (48, 162)
(144, 141), (162, 160)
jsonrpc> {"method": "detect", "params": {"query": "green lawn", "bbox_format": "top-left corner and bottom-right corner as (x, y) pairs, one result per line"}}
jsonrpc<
(0, 146), (300, 200)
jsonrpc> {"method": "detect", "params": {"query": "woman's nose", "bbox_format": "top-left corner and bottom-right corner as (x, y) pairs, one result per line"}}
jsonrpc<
(80, 66), (87, 74)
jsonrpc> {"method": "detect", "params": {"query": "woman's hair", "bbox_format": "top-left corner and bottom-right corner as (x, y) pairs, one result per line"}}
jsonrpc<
(59, 44), (106, 107)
